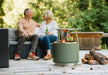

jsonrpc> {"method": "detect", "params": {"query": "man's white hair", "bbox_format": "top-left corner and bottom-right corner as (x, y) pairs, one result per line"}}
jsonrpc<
(44, 10), (53, 20)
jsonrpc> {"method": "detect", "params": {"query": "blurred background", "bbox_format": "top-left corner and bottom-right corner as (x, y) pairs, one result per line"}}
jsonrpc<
(0, 0), (108, 49)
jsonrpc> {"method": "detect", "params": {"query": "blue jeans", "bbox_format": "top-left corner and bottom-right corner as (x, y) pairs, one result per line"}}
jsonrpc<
(38, 35), (57, 50)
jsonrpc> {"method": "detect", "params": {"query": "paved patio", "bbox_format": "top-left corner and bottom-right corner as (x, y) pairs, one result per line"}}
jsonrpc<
(0, 50), (108, 75)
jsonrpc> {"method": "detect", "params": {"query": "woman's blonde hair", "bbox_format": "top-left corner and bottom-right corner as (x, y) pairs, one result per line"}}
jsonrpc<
(43, 10), (53, 20)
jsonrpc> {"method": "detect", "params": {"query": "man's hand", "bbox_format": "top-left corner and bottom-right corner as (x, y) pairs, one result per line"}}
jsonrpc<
(23, 31), (29, 37)
(36, 23), (40, 27)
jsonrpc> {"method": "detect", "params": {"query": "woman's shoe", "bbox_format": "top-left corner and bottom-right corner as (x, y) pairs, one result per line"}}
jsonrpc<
(44, 54), (51, 60)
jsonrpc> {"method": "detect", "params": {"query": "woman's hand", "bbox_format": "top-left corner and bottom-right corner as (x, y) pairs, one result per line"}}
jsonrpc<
(47, 32), (53, 35)
(40, 35), (44, 36)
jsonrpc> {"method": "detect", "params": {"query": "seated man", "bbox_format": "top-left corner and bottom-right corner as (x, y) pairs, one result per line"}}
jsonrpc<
(14, 8), (40, 60)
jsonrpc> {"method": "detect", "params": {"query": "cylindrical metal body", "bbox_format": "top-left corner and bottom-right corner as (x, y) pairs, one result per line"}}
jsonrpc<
(53, 42), (79, 63)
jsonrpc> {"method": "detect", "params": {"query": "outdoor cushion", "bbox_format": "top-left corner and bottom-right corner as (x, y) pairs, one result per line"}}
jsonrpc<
(8, 28), (18, 41)
(9, 41), (31, 45)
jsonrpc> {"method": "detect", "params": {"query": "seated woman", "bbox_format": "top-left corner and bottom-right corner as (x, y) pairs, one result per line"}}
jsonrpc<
(38, 10), (58, 60)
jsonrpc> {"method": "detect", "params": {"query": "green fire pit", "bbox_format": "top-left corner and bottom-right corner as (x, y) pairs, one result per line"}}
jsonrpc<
(53, 42), (79, 64)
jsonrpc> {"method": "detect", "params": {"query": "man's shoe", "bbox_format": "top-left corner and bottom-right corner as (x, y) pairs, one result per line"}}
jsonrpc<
(27, 52), (40, 60)
(44, 54), (51, 60)
(14, 53), (21, 60)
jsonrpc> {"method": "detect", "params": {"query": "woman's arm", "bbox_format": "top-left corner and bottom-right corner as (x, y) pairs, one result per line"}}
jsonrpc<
(51, 21), (58, 36)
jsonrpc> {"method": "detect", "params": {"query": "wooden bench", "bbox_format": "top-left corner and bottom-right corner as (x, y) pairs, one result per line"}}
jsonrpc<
(70, 32), (103, 50)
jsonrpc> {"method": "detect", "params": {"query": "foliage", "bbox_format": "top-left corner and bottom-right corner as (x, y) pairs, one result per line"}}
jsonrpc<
(2, 0), (33, 28)
(1, 0), (108, 48)
(66, 0), (108, 32)
(29, 0), (69, 28)
(0, 0), (5, 28)
(1, 0), (69, 28)
(0, 0), (108, 31)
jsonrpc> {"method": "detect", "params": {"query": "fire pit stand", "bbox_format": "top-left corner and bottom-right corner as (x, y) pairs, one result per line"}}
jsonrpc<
(53, 28), (80, 64)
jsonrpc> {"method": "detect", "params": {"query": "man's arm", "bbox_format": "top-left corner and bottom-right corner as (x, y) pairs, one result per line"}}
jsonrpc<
(33, 21), (40, 27)
(17, 20), (25, 33)
(36, 23), (40, 27)
(17, 20), (29, 37)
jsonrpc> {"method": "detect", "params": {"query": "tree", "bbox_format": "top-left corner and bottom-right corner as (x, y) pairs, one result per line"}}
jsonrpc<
(0, 0), (5, 28)
(66, 0), (108, 32)
(2, 0), (31, 28)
